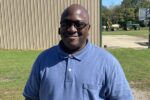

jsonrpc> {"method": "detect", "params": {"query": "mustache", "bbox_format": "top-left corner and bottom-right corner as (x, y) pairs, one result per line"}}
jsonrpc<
(62, 32), (82, 37)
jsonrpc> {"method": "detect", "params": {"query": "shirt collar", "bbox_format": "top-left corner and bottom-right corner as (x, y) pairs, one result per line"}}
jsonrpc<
(57, 40), (91, 61)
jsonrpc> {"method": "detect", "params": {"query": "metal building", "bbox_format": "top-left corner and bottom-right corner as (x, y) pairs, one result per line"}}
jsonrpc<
(0, 0), (101, 50)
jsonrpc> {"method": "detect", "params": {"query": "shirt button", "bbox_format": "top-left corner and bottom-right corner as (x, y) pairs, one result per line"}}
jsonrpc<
(68, 68), (72, 72)
(69, 54), (73, 58)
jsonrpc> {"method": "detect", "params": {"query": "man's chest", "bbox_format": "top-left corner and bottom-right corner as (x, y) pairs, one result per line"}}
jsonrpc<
(38, 57), (106, 100)
(40, 58), (105, 87)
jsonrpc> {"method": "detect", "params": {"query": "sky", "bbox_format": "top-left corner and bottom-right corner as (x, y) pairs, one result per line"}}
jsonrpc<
(102, 0), (123, 8)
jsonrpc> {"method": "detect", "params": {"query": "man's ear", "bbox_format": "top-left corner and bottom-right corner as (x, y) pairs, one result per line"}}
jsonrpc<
(88, 25), (91, 30)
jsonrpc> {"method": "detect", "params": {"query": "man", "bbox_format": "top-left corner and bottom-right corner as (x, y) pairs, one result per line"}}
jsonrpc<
(23, 4), (134, 100)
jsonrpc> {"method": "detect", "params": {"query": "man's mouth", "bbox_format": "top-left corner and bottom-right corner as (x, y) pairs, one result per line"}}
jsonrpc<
(64, 34), (78, 38)
(66, 36), (78, 40)
(63, 32), (82, 38)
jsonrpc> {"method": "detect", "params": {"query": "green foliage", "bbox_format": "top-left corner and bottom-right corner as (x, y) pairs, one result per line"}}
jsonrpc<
(122, 0), (150, 8)
(102, 6), (111, 25)
(102, 0), (150, 26)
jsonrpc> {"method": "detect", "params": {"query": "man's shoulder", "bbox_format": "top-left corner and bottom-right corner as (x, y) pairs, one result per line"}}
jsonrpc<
(90, 44), (117, 62)
(37, 45), (59, 59)
(43, 45), (58, 54)
(90, 44), (111, 56)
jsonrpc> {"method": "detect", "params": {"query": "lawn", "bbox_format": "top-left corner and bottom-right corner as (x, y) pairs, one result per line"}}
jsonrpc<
(0, 50), (41, 100)
(0, 49), (150, 99)
(103, 27), (149, 38)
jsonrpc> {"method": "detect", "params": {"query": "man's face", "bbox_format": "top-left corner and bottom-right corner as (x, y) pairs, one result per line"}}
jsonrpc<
(59, 9), (90, 51)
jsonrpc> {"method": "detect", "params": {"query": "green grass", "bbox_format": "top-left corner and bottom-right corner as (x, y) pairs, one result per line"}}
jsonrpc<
(108, 48), (150, 91)
(0, 49), (150, 99)
(0, 50), (41, 100)
(103, 27), (149, 38)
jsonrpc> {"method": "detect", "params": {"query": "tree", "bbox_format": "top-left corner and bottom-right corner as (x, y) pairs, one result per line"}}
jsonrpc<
(101, 0), (150, 28)
(121, 0), (150, 22)
(101, 5), (111, 26)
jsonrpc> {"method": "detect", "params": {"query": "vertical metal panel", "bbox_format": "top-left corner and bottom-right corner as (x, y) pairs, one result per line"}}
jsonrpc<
(0, 0), (100, 50)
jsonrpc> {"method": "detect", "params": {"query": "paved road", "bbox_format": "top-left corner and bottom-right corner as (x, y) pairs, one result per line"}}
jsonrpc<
(132, 88), (150, 100)
(103, 35), (148, 49)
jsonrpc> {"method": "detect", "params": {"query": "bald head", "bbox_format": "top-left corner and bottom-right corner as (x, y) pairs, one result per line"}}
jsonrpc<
(59, 4), (90, 53)
(61, 4), (89, 23)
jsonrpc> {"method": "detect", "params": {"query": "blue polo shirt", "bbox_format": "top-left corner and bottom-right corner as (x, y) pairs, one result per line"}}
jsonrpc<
(23, 41), (134, 100)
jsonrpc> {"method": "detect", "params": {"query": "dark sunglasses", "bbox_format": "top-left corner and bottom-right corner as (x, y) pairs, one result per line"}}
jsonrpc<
(60, 20), (88, 29)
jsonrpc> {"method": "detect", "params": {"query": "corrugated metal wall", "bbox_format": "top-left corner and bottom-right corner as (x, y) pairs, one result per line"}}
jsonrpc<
(0, 0), (100, 50)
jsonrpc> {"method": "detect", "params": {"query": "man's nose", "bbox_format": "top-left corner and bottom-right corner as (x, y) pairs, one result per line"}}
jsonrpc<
(67, 24), (77, 32)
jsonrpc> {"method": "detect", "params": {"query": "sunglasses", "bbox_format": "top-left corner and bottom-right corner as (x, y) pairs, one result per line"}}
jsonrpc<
(60, 20), (88, 29)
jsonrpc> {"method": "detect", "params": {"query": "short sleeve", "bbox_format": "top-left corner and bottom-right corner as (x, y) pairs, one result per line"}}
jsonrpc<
(106, 57), (134, 100)
(23, 56), (41, 100)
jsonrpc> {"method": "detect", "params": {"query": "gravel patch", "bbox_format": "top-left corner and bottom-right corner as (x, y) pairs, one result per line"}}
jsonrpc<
(132, 88), (150, 100)
(103, 35), (148, 49)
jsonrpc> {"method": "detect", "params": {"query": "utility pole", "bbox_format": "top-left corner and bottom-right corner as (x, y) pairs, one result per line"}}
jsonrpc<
(146, 8), (150, 48)
(100, 0), (102, 47)
(148, 20), (150, 48)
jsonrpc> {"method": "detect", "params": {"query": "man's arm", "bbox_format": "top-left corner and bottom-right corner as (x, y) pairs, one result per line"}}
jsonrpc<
(23, 55), (41, 100)
(25, 97), (33, 100)
(106, 57), (134, 100)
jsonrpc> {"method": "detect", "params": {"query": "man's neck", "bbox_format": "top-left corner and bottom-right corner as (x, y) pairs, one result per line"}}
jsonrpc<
(59, 40), (87, 54)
